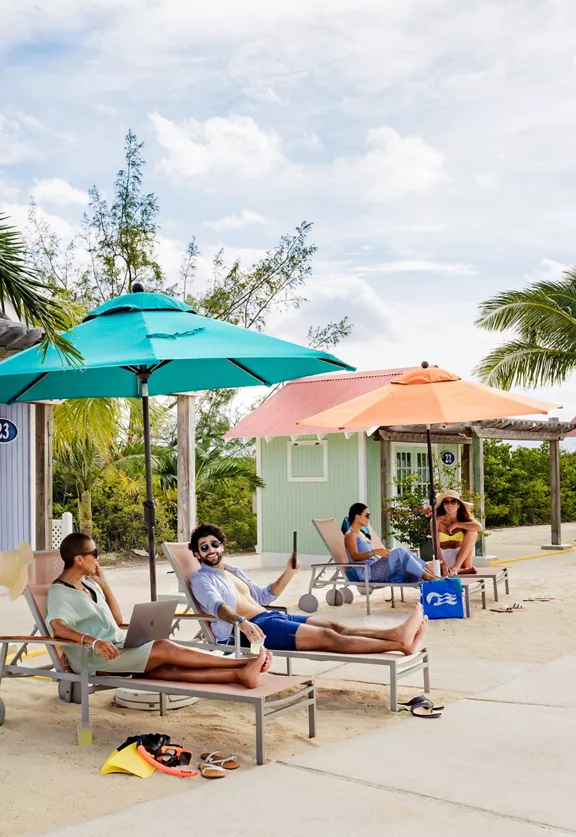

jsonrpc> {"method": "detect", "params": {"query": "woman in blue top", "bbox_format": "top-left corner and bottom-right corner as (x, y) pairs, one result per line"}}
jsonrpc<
(343, 503), (439, 584)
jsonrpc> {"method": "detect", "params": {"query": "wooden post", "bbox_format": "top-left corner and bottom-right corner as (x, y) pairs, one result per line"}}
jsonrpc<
(177, 394), (196, 543)
(35, 404), (53, 549)
(380, 437), (393, 547)
(461, 441), (472, 493)
(471, 431), (486, 556)
(549, 438), (561, 547)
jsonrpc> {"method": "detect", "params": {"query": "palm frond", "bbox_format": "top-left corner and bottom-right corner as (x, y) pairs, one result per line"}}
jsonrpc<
(0, 214), (82, 365)
(53, 398), (121, 456)
(473, 339), (576, 388)
(196, 454), (264, 490)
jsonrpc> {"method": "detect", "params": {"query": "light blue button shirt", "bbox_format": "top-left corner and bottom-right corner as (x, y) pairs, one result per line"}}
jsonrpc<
(190, 563), (277, 643)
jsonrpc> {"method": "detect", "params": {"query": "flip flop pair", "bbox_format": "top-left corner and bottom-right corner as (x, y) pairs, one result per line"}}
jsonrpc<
(398, 695), (444, 719)
(198, 751), (240, 779)
(490, 602), (524, 612)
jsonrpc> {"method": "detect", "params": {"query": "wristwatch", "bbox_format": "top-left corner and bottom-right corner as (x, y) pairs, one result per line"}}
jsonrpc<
(236, 616), (245, 625)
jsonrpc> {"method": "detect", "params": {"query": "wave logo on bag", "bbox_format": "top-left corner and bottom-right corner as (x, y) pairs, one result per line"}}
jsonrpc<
(425, 591), (458, 606)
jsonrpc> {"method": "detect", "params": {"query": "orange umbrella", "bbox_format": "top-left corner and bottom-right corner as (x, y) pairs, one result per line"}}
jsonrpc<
(297, 362), (562, 573)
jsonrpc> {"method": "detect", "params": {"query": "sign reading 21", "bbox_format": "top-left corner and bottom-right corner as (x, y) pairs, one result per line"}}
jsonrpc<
(0, 419), (18, 444)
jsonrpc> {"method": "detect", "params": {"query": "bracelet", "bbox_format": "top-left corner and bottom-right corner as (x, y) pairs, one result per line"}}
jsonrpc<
(79, 634), (87, 646)
(236, 617), (245, 625)
(91, 638), (99, 651)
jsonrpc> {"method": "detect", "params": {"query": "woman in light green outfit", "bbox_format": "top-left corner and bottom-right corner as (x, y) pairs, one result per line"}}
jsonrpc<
(47, 533), (271, 688)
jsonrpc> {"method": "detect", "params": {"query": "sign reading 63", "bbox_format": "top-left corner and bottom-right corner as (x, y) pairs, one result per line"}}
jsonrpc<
(0, 419), (18, 443)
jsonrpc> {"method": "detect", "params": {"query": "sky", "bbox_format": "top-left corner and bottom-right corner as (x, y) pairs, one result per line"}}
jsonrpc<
(2, 0), (576, 428)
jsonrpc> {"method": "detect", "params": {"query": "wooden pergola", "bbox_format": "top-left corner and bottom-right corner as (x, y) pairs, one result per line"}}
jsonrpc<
(375, 417), (576, 553)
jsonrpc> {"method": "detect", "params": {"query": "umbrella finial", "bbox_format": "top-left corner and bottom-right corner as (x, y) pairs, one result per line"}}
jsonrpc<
(421, 360), (429, 368)
(131, 282), (145, 293)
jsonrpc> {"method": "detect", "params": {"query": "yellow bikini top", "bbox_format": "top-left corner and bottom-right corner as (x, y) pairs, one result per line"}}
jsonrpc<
(439, 530), (464, 543)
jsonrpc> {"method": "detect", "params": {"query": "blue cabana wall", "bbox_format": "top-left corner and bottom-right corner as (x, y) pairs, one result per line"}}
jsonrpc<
(0, 403), (33, 551)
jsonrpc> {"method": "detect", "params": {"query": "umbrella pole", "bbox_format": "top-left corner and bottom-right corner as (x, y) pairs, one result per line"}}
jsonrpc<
(426, 425), (442, 577)
(141, 379), (157, 601)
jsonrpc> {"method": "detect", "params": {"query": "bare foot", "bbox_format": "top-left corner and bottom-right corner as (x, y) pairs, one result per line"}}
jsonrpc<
(261, 649), (273, 673)
(405, 617), (427, 655)
(236, 648), (266, 689)
(393, 603), (424, 647)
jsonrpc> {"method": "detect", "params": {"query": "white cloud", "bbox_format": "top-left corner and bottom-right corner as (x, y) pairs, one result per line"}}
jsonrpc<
(32, 177), (88, 206)
(332, 127), (447, 201)
(362, 260), (478, 277)
(475, 173), (499, 190)
(94, 103), (119, 116)
(203, 210), (266, 231)
(149, 112), (288, 181)
(526, 258), (571, 283)
(0, 114), (40, 164)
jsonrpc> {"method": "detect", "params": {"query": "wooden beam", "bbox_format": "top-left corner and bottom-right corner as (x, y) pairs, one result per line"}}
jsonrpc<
(471, 431), (486, 556)
(378, 430), (471, 444)
(380, 438), (393, 548)
(35, 404), (53, 550)
(177, 394), (196, 543)
(473, 428), (565, 441)
(549, 439), (562, 546)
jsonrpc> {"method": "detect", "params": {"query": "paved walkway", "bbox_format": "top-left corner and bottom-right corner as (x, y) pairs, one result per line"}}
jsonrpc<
(42, 655), (576, 836)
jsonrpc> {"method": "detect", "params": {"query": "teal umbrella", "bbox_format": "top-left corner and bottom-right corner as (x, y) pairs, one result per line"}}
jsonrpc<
(0, 289), (354, 598)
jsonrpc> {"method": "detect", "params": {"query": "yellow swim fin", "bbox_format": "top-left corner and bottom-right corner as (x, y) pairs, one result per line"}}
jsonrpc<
(101, 742), (156, 779)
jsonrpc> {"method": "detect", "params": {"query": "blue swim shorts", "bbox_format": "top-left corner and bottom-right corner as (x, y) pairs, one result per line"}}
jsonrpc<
(241, 611), (309, 651)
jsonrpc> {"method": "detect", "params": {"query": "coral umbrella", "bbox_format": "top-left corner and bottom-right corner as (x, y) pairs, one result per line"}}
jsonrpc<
(298, 362), (561, 574)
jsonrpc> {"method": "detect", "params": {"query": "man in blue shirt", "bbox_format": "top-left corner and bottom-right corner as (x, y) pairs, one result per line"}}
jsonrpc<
(190, 524), (426, 655)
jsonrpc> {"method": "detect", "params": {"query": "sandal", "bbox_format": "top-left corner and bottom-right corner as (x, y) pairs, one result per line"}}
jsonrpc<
(398, 696), (444, 711)
(490, 602), (524, 612)
(198, 763), (226, 779)
(399, 697), (444, 716)
(200, 751), (240, 770)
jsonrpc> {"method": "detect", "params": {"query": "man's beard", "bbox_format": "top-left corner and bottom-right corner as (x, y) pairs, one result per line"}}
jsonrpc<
(201, 552), (223, 566)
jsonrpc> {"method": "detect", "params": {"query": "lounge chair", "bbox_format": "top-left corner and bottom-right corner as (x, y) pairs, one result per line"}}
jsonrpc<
(0, 550), (316, 765)
(162, 542), (431, 713)
(301, 519), (486, 617)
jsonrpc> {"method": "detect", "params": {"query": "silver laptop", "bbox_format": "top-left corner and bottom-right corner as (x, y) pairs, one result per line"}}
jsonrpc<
(123, 600), (178, 649)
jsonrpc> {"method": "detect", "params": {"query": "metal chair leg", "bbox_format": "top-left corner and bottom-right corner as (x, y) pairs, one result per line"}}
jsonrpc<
(255, 701), (265, 765)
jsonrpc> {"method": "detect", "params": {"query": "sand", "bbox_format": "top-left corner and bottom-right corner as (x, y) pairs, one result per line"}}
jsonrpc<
(1, 550), (575, 837)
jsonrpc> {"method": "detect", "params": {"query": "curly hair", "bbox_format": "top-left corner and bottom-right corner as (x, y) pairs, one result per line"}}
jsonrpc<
(189, 523), (227, 554)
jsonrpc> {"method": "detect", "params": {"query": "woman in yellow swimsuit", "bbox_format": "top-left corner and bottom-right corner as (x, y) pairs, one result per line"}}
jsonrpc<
(432, 490), (482, 576)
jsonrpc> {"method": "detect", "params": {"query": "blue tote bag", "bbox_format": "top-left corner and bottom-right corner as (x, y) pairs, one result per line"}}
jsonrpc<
(419, 577), (465, 620)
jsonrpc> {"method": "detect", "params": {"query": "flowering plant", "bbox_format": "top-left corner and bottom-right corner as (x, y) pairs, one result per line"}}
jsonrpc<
(384, 476), (433, 549)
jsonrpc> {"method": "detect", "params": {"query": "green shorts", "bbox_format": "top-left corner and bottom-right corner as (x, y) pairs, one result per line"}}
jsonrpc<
(70, 641), (155, 676)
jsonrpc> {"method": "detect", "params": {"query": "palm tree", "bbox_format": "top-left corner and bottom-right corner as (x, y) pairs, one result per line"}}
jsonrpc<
(474, 270), (576, 389)
(0, 213), (81, 362)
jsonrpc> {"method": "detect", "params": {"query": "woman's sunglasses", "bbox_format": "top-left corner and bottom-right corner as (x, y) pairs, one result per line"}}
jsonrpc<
(199, 540), (221, 553)
(80, 548), (99, 558)
(443, 499), (458, 505)
(364, 512), (371, 518)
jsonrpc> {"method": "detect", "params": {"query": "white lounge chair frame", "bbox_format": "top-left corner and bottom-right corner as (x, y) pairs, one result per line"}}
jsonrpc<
(162, 542), (431, 713)
(0, 551), (316, 765)
(303, 519), (486, 617)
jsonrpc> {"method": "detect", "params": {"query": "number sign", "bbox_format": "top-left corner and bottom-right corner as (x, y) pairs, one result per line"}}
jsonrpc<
(441, 450), (455, 465)
(0, 419), (18, 444)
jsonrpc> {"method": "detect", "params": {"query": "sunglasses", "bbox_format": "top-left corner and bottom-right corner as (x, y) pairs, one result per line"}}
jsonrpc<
(364, 512), (371, 518)
(80, 548), (99, 558)
(199, 540), (221, 553)
(443, 499), (458, 505)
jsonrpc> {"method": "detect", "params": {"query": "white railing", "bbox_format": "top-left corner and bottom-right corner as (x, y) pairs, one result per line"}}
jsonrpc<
(51, 512), (73, 550)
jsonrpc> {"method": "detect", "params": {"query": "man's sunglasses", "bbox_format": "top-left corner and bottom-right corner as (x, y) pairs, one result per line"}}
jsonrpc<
(199, 540), (221, 553)
(80, 549), (99, 558)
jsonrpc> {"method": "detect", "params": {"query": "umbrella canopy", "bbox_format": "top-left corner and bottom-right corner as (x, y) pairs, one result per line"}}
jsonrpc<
(0, 291), (354, 598)
(297, 362), (561, 575)
(0, 292), (352, 402)
(296, 364), (560, 429)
